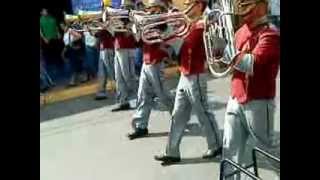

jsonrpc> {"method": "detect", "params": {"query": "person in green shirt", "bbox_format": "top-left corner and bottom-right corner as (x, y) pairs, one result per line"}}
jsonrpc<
(40, 8), (64, 82)
(40, 8), (60, 43)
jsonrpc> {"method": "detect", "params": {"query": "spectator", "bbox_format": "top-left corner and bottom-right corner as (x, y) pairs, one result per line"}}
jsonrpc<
(40, 8), (61, 44)
(40, 8), (64, 80)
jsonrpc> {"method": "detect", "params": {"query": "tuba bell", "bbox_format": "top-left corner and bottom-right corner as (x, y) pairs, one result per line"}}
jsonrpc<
(103, 7), (130, 32)
(203, 2), (237, 78)
(130, 10), (191, 44)
(65, 11), (104, 32)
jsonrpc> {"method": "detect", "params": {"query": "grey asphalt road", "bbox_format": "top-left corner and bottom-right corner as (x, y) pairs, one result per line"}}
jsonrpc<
(40, 73), (280, 180)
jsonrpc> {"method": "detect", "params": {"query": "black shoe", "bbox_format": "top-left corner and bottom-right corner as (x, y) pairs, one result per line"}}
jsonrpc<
(202, 147), (222, 159)
(127, 128), (149, 140)
(111, 103), (131, 112)
(154, 154), (181, 163)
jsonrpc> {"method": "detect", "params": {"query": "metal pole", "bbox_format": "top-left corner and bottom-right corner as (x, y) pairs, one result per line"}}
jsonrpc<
(252, 148), (259, 177)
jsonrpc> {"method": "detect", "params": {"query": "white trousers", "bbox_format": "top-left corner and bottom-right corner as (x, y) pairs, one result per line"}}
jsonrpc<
(114, 48), (137, 105)
(132, 62), (173, 130)
(223, 97), (280, 180)
(166, 73), (222, 157)
(97, 49), (114, 93)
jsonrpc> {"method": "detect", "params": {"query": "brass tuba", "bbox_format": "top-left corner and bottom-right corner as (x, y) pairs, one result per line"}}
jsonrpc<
(130, 11), (191, 44)
(65, 11), (104, 32)
(103, 7), (130, 32)
(203, 2), (237, 78)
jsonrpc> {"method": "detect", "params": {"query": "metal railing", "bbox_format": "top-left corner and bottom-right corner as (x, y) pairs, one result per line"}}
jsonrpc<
(252, 147), (280, 177)
(220, 159), (262, 180)
(220, 147), (280, 180)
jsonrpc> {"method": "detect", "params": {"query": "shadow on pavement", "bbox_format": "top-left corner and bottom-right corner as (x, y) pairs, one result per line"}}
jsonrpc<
(40, 93), (118, 123)
(40, 77), (180, 123)
(161, 156), (221, 166)
(138, 124), (223, 139)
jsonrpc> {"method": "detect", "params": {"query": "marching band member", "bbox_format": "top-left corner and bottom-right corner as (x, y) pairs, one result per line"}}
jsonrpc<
(127, 0), (174, 140)
(154, 0), (222, 163)
(111, 0), (138, 112)
(218, 0), (280, 179)
(93, 1), (116, 100)
(94, 28), (115, 100)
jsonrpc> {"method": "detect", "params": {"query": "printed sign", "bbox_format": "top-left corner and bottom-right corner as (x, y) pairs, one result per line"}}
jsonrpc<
(111, 0), (122, 8)
(71, 0), (102, 14)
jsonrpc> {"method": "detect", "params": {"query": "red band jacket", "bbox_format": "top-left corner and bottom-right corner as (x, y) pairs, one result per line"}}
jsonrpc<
(231, 23), (280, 104)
